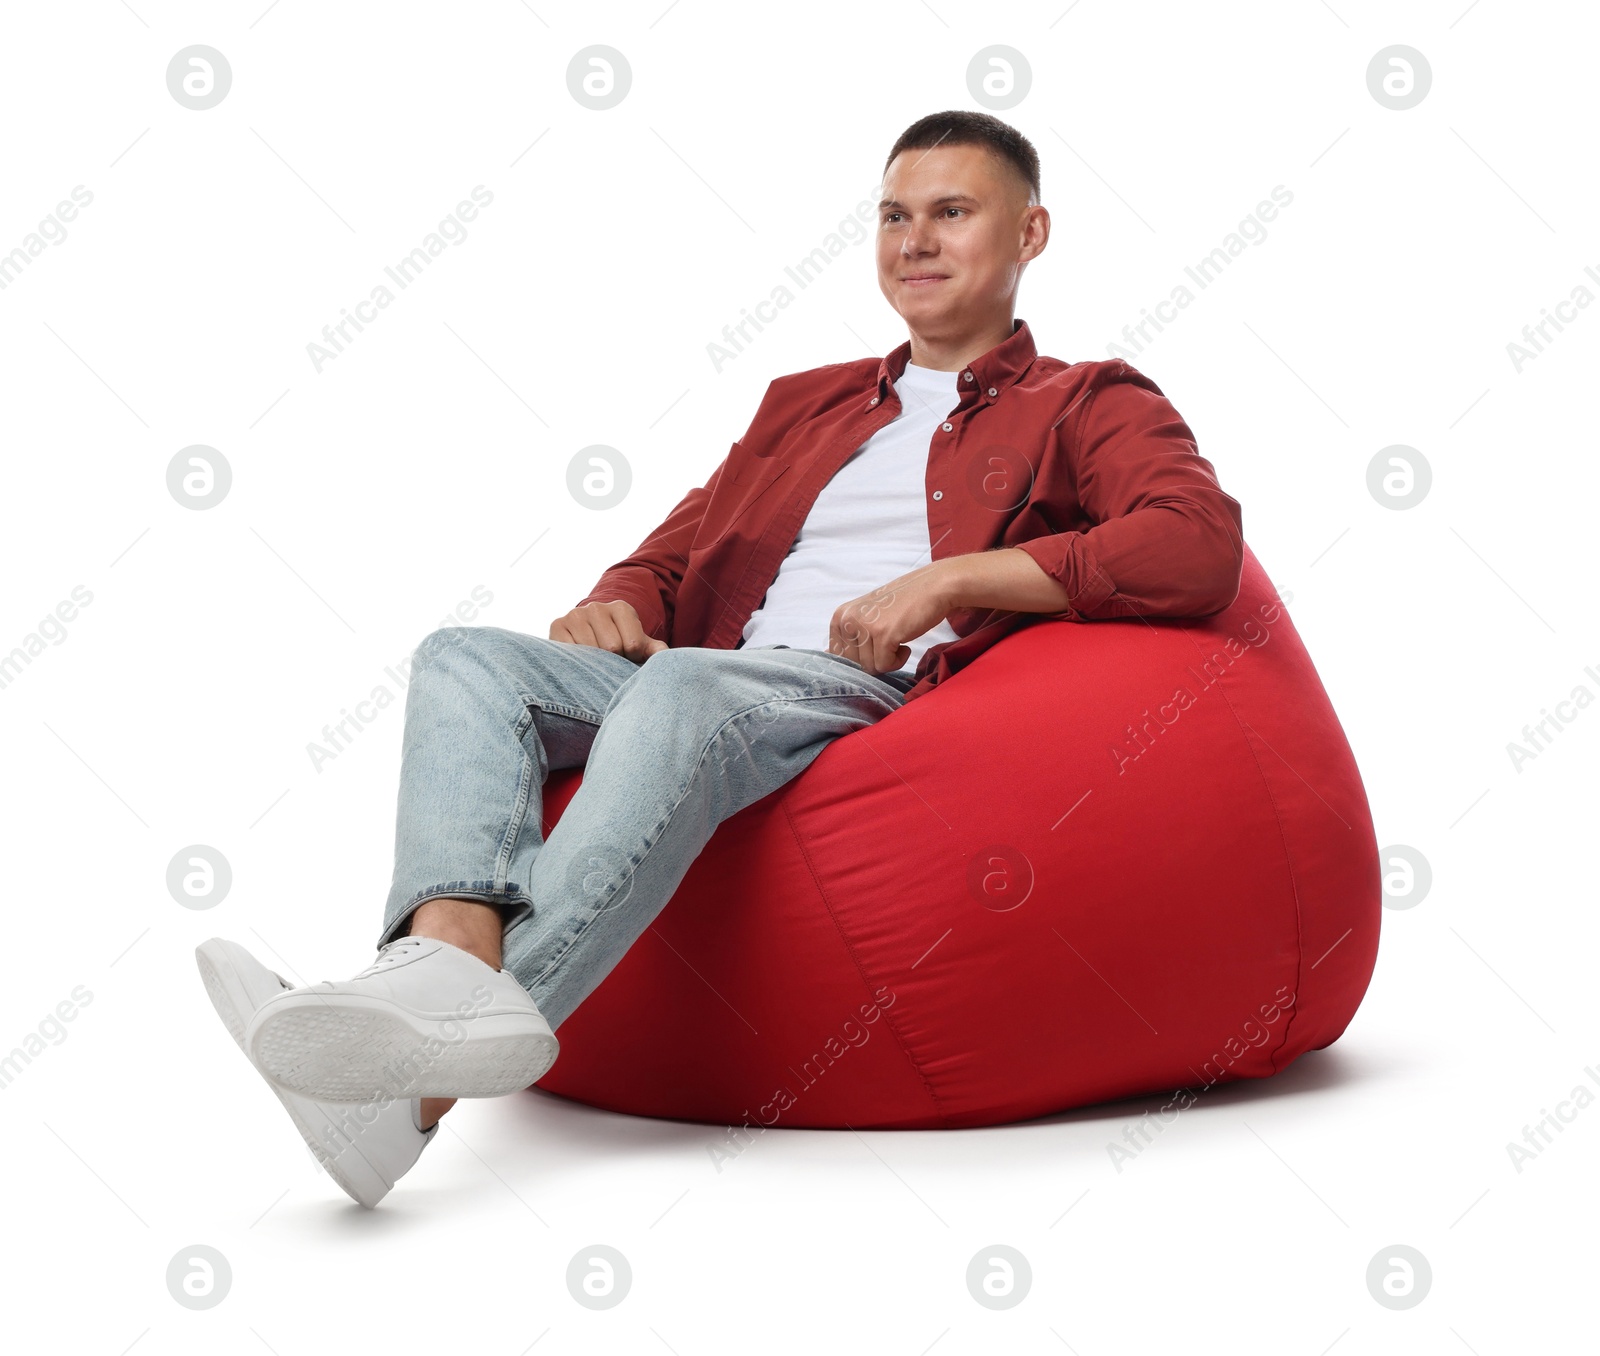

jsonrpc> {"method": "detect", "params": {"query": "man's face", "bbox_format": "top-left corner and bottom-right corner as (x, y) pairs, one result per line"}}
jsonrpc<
(876, 143), (1043, 331)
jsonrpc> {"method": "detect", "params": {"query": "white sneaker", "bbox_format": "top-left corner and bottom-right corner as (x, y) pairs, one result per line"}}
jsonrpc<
(195, 937), (438, 1209)
(243, 934), (559, 1103)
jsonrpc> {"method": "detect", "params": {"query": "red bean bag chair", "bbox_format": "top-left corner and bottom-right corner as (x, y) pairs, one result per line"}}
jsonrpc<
(534, 544), (1380, 1129)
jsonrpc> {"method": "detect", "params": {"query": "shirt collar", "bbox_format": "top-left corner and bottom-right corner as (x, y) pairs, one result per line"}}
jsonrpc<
(874, 317), (1038, 404)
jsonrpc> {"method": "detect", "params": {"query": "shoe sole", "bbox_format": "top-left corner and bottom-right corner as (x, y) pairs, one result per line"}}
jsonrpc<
(196, 939), (408, 1208)
(247, 993), (559, 1102)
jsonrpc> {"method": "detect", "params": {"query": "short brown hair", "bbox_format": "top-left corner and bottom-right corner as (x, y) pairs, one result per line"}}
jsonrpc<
(883, 110), (1041, 205)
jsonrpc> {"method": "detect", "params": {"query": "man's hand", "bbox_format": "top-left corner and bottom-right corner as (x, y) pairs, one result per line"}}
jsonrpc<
(550, 600), (668, 663)
(828, 560), (959, 674)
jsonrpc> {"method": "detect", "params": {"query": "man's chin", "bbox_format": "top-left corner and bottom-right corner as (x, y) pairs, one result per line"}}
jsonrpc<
(888, 294), (956, 326)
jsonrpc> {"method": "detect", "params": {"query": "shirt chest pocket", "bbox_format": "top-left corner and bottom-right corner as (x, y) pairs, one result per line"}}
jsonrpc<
(699, 459), (791, 548)
(733, 453), (787, 485)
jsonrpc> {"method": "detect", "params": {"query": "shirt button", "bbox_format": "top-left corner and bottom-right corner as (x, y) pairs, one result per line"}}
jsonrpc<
(963, 371), (974, 381)
(869, 396), (879, 405)
(941, 421), (953, 431)
(932, 490), (943, 501)
(987, 387), (998, 397)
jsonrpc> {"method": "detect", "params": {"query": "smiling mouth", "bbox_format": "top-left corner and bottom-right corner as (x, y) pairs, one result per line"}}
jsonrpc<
(902, 275), (948, 286)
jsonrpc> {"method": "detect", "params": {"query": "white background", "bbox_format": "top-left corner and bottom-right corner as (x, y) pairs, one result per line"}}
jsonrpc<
(1, 1), (1594, 1351)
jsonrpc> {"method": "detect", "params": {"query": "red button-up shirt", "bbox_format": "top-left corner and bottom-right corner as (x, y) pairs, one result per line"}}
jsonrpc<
(574, 318), (1244, 704)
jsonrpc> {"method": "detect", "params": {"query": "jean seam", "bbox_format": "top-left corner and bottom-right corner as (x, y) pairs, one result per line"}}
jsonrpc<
(523, 696), (604, 725)
(386, 883), (536, 948)
(786, 648), (915, 697)
(401, 881), (535, 909)
(496, 704), (547, 895)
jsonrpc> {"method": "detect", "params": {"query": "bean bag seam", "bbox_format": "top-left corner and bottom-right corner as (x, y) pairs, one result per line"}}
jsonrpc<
(1174, 629), (1307, 1077)
(778, 793), (955, 1128)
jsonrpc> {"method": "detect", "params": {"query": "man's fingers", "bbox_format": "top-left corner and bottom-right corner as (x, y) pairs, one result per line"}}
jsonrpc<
(552, 601), (664, 662)
(829, 605), (910, 676)
(825, 611), (854, 667)
(611, 606), (661, 663)
(838, 613), (872, 669)
(587, 608), (629, 655)
(550, 606), (608, 651)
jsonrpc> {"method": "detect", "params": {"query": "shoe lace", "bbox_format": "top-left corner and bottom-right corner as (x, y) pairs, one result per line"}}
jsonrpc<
(353, 935), (426, 979)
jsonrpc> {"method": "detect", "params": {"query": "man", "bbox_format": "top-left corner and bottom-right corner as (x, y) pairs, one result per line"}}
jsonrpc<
(199, 110), (1243, 1206)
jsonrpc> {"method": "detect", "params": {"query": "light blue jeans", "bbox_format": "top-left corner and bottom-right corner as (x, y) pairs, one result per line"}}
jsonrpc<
(376, 628), (918, 1031)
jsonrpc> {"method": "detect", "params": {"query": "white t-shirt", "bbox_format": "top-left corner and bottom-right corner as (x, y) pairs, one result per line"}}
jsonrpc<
(740, 360), (964, 673)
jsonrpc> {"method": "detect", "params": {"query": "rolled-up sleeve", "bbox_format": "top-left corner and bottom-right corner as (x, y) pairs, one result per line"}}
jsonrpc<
(1011, 363), (1243, 621)
(572, 459), (725, 641)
